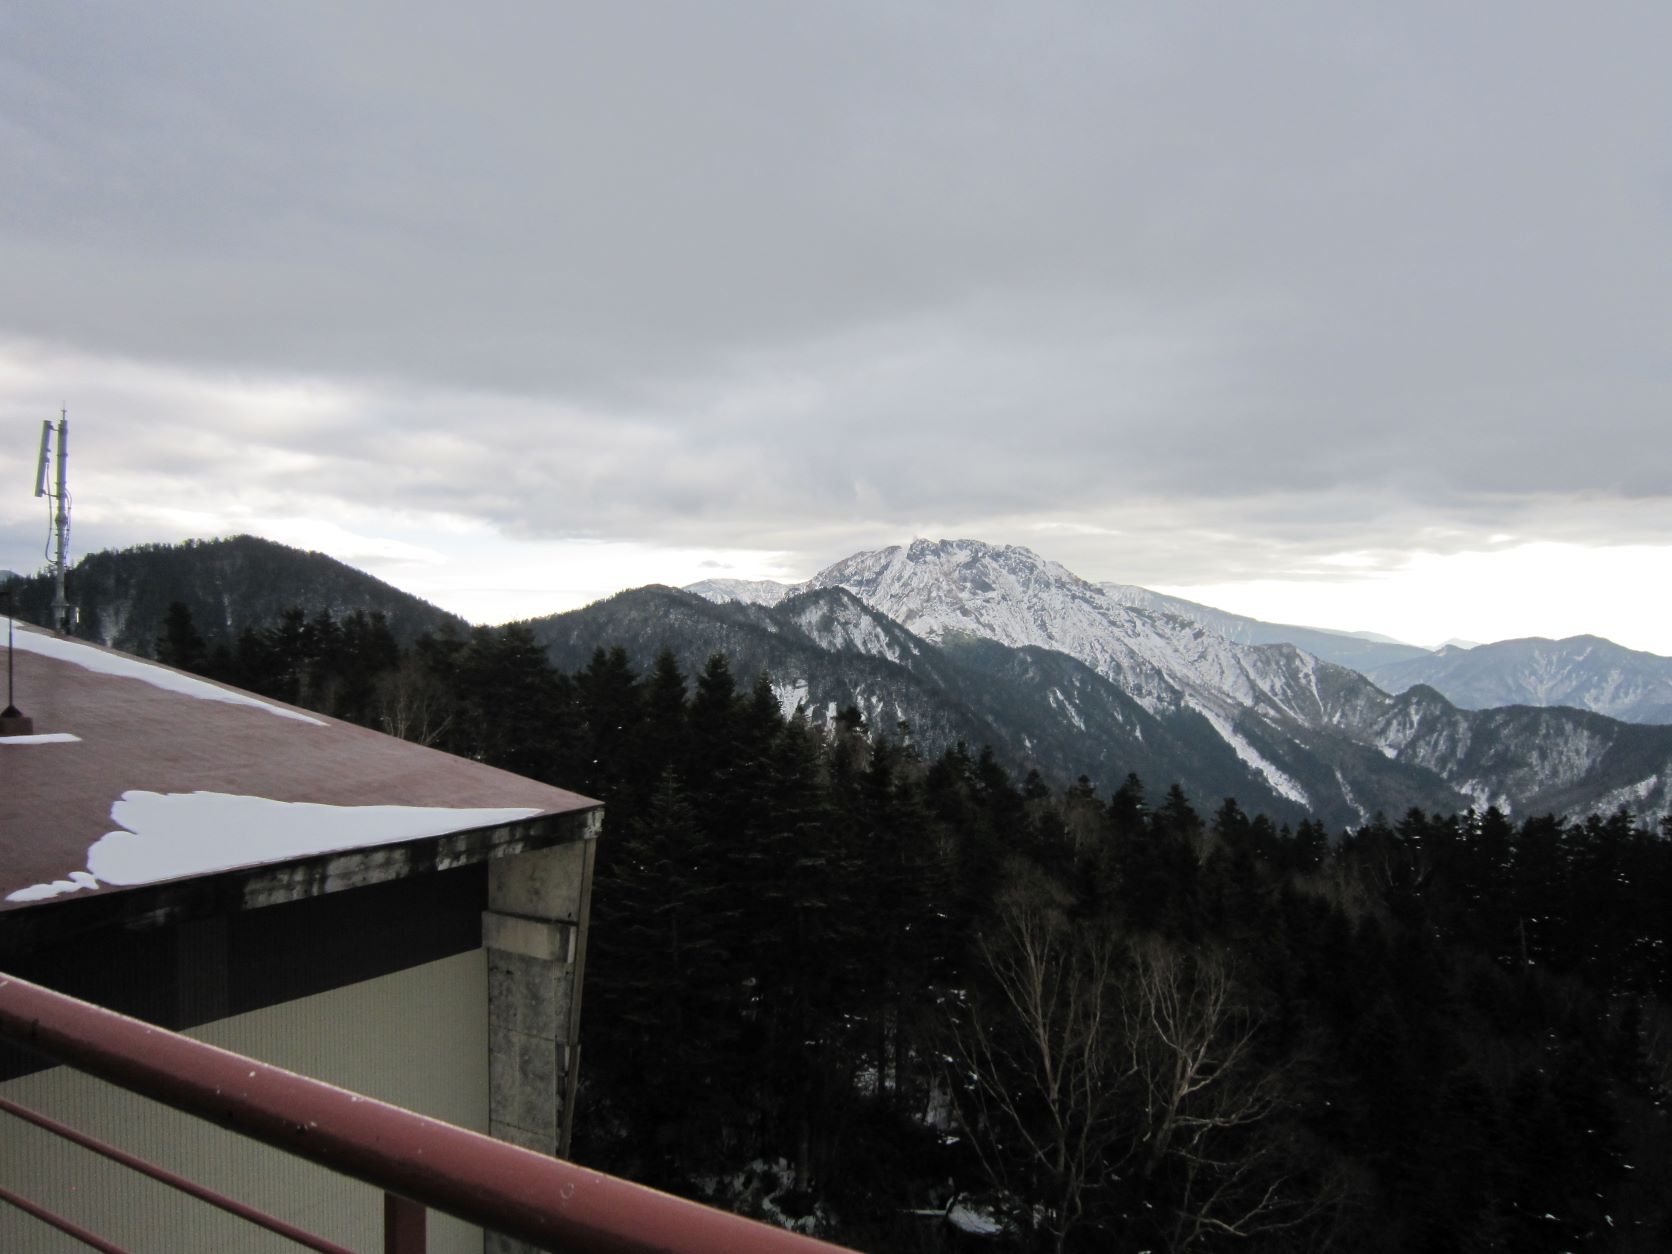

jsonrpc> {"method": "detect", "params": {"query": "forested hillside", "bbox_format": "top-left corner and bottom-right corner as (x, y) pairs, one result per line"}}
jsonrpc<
(4, 535), (464, 653)
(148, 603), (1672, 1252)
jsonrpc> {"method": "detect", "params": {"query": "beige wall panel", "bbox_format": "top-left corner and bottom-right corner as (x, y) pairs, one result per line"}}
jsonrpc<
(0, 948), (490, 1253)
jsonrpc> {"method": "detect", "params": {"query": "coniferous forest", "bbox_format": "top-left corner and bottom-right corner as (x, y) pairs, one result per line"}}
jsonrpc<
(158, 604), (1672, 1252)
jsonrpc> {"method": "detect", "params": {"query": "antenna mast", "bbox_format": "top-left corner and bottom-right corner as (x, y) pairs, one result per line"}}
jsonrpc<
(1, 577), (32, 735)
(35, 410), (75, 635)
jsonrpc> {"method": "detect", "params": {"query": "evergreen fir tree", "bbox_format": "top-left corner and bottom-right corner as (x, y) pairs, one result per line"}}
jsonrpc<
(153, 600), (208, 672)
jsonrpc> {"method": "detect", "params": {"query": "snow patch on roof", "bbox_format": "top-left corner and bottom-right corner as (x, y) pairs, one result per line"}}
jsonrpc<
(6, 619), (326, 725)
(0, 732), (82, 745)
(7, 871), (99, 902)
(5, 790), (543, 902)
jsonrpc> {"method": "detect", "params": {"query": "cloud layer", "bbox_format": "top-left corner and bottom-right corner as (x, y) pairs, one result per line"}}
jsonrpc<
(2, 3), (1668, 624)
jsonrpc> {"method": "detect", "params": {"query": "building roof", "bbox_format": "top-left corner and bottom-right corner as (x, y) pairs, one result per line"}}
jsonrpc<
(0, 619), (598, 919)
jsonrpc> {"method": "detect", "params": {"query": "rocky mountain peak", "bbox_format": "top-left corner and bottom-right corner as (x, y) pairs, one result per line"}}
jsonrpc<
(807, 537), (1113, 652)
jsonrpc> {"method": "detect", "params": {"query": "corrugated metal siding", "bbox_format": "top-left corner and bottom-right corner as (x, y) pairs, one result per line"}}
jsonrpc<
(0, 947), (489, 1252)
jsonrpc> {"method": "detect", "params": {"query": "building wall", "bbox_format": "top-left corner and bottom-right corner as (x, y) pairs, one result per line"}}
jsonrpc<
(0, 948), (489, 1253)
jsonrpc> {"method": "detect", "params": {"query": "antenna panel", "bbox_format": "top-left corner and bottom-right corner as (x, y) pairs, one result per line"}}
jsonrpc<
(34, 420), (52, 497)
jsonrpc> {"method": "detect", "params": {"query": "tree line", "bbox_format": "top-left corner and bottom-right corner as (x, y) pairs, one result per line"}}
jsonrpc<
(156, 603), (1672, 1252)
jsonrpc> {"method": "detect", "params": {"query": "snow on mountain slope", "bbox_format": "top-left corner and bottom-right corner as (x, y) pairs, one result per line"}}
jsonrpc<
(807, 539), (1209, 712)
(1098, 582), (1431, 671)
(804, 539), (1393, 737)
(775, 588), (927, 667)
(685, 577), (794, 607)
(1186, 698), (1312, 806)
(684, 538), (1435, 770)
(692, 545), (1424, 722)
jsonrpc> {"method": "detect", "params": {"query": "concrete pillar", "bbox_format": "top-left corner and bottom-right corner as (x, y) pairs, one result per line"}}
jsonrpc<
(483, 830), (597, 1254)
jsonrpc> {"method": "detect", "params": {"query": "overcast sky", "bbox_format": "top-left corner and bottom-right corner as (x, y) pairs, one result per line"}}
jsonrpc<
(3, 3), (1669, 652)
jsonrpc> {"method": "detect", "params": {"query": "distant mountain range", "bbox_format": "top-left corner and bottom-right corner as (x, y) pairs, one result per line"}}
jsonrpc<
(670, 539), (1672, 823)
(691, 555), (1672, 725)
(11, 533), (1671, 825)
(1360, 636), (1672, 725)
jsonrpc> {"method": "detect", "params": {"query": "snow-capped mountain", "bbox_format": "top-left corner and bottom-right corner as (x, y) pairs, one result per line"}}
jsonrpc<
(806, 539), (1196, 711)
(688, 554), (1672, 727)
(1364, 635), (1672, 725)
(684, 539), (1672, 821)
(688, 554), (1429, 674)
(803, 540), (1395, 736)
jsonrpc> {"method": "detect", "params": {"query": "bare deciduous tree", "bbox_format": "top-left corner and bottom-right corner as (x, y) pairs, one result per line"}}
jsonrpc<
(950, 883), (1343, 1253)
(949, 880), (1129, 1253)
(374, 655), (453, 746)
(1124, 940), (1339, 1252)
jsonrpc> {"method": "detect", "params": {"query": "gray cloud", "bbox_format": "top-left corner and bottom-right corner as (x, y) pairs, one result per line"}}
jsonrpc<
(2, 2), (1669, 595)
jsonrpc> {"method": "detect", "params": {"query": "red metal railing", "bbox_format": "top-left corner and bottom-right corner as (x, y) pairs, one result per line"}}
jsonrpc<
(0, 972), (854, 1254)
(0, 1091), (355, 1252)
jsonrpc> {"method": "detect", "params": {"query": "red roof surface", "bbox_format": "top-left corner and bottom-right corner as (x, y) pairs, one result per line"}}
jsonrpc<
(0, 621), (597, 913)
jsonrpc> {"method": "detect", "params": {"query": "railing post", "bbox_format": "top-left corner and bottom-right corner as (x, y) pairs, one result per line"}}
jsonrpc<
(384, 1192), (426, 1254)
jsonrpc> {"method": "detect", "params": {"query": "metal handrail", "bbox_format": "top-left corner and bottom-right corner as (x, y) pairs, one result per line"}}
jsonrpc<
(0, 1093), (355, 1253)
(0, 972), (853, 1254)
(0, 1182), (130, 1254)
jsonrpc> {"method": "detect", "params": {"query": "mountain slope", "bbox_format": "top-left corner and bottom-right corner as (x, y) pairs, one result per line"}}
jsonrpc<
(5, 535), (466, 653)
(520, 585), (1377, 822)
(1364, 635), (1672, 725)
(523, 585), (1022, 778)
(1097, 583), (1432, 671)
